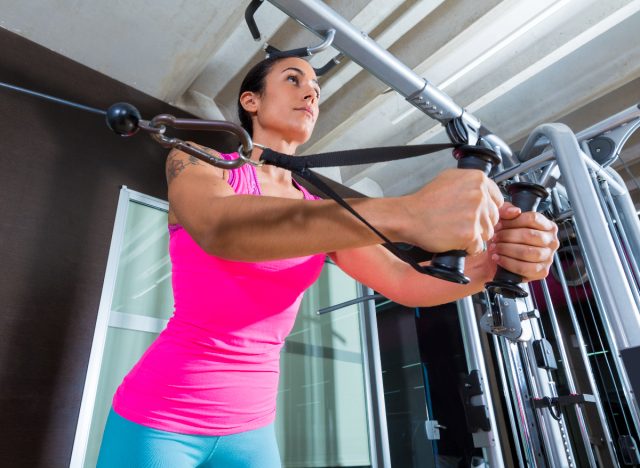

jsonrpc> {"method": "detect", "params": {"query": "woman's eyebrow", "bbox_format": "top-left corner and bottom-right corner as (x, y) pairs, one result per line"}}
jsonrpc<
(281, 67), (320, 87)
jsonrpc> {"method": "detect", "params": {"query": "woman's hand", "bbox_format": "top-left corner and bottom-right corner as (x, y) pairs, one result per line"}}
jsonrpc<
(402, 168), (504, 255)
(487, 202), (560, 282)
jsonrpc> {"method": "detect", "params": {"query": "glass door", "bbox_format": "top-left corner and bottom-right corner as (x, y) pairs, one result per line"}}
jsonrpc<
(277, 261), (373, 467)
(70, 187), (174, 468)
(71, 187), (382, 467)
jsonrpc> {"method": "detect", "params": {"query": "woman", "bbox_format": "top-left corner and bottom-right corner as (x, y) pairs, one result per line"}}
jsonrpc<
(98, 56), (559, 467)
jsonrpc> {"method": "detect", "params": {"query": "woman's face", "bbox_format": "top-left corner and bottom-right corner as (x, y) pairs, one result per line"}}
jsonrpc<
(249, 57), (321, 144)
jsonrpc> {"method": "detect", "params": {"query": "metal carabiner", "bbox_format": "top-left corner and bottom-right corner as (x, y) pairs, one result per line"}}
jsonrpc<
(138, 114), (259, 169)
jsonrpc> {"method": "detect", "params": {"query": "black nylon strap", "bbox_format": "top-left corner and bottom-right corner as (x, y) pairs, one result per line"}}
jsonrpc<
(260, 143), (456, 172)
(260, 144), (456, 274)
(295, 167), (434, 273)
(294, 167), (433, 274)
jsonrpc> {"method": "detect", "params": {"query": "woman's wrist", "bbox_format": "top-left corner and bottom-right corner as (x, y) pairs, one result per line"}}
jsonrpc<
(468, 251), (498, 285)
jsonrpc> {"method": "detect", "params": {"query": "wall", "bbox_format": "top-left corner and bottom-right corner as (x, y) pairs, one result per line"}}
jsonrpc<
(0, 28), (234, 467)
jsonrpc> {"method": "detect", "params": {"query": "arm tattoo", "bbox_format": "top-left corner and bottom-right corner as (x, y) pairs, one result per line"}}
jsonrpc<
(166, 153), (201, 183)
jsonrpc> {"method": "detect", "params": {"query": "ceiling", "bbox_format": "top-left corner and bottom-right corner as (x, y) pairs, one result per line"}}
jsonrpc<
(2, 0), (640, 199)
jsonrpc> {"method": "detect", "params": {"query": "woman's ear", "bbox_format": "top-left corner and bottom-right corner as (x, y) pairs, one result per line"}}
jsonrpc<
(239, 91), (259, 113)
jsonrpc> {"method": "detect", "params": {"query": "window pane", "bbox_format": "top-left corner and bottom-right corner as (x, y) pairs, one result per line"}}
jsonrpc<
(277, 262), (372, 467)
(110, 200), (173, 320)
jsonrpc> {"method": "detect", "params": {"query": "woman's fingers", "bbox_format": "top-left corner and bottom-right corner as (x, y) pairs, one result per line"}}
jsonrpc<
(492, 241), (553, 264)
(492, 226), (559, 249)
(491, 252), (550, 281)
(498, 210), (557, 233)
(498, 201), (521, 221)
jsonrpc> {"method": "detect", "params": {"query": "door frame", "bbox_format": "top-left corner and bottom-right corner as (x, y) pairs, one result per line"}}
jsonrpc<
(69, 186), (168, 467)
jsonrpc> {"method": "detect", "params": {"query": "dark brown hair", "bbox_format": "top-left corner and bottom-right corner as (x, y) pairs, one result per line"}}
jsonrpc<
(237, 57), (288, 136)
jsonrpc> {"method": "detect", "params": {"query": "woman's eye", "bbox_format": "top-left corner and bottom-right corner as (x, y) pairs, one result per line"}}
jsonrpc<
(287, 75), (298, 84)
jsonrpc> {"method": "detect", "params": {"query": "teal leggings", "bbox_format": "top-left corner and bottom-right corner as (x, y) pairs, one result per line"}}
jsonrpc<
(97, 409), (282, 468)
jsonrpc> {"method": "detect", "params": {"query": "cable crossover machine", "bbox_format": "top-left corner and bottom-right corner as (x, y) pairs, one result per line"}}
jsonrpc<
(3, 1), (640, 466)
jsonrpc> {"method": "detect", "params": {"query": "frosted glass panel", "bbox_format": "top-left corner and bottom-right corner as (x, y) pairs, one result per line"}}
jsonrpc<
(84, 328), (159, 468)
(83, 198), (172, 468)
(277, 262), (372, 467)
(110, 200), (173, 319)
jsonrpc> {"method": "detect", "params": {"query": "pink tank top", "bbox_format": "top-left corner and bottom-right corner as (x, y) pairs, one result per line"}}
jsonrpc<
(112, 153), (326, 435)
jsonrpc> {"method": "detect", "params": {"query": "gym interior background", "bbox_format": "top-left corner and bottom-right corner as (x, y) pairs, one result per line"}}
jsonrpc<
(1, 1), (640, 467)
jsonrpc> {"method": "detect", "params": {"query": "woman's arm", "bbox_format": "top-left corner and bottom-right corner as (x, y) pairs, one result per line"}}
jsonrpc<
(330, 245), (494, 307)
(330, 203), (559, 307)
(166, 146), (504, 261)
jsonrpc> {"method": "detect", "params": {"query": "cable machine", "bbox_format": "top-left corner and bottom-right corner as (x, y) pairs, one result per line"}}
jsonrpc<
(248, 1), (640, 466)
(3, 1), (639, 466)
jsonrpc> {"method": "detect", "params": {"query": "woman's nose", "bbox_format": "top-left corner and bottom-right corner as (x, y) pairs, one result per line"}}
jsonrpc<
(303, 91), (317, 105)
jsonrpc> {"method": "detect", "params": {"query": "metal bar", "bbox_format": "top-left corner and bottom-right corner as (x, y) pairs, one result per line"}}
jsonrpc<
(517, 104), (640, 162)
(268, 0), (460, 119)
(518, 338), (562, 467)
(492, 335), (526, 468)
(358, 285), (391, 468)
(530, 124), (640, 349)
(496, 104), (640, 186)
(539, 278), (599, 467)
(493, 151), (555, 184)
(606, 167), (640, 267)
(520, 326), (577, 467)
(596, 177), (640, 303)
(520, 289), (578, 467)
(503, 336), (546, 467)
(457, 297), (505, 467)
(547, 229), (619, 464)
(266, 0), (514, 161)
(576, 103), (640, 142)
(317, 294), (382, 315)
(591, 172), (640, 307)
(572, 216), (640, 437)
(582, 148), (627, 195)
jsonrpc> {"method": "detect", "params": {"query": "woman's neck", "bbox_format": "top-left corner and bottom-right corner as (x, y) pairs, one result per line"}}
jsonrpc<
(249, 130), (299, 160)
(249, 130), (299, 185)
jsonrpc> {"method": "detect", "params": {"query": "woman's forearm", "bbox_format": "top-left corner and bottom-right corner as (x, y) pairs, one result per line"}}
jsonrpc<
(391, 253), (497, 307)
(188, 194), (408, 261)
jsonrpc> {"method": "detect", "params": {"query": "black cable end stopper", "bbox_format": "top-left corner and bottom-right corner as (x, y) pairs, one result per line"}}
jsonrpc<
(106, 102), (141, 137)
(485, 281), (528, 299)
(423, 264), (470, 285)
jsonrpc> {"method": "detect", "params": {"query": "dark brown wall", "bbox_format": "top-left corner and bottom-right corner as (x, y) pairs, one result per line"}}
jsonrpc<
(0, 28), (234, 467)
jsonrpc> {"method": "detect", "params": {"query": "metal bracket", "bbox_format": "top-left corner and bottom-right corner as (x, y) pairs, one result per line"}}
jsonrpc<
(532, 338), (558, 371)
(446, 111), (482, 145)
(425, 420), (446, 440)
(479, 294), (523, 341)
(461, 370), (491, 432)
(582, 115), (640, 168)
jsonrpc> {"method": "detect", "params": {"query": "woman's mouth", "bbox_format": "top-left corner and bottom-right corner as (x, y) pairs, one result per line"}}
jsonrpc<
(295, 107), (314, 118)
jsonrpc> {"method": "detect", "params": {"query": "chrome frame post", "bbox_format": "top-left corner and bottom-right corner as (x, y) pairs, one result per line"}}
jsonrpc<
(571, 216), (640, 437)
(491, 334), (526, 468)
(358, 285), (391, 468)
(457, 297), (505, 467)
(546, 206), (619, 463)
(605, 167), (640, 272)
(539, 278), (602, 466)
(501, 336), (546, 467)
(520, 124), (640, 350)
(520, 124), (640, 434)
(518, 315), (576, 468)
